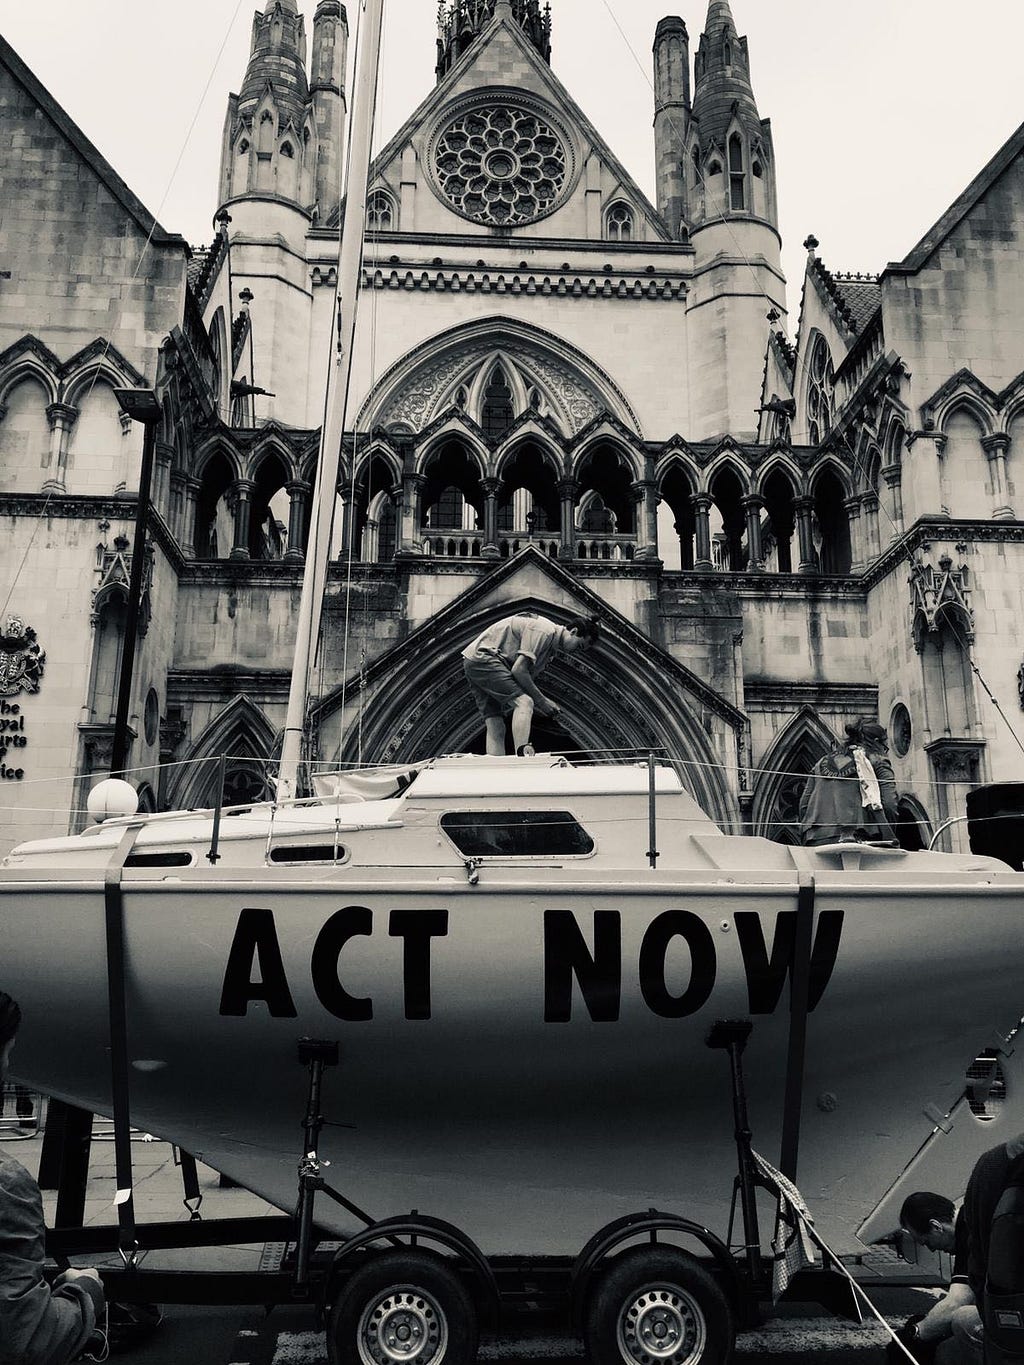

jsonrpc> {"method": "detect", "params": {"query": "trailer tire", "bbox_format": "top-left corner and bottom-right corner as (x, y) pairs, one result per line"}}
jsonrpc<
(327, 1250), (478, 1365)
(585, 1246), (734, 1365)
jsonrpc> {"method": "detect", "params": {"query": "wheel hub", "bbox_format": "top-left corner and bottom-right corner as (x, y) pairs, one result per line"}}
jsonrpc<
(618, 1284), (706, 1365)
(359, 1287), (448, 1365)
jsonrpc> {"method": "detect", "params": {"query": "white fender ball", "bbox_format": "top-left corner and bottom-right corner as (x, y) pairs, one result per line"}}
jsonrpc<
(87, 778), (139, 822)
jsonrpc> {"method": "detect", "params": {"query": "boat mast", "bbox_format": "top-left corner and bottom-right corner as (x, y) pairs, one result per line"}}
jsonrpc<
(278, 0), (387, 800)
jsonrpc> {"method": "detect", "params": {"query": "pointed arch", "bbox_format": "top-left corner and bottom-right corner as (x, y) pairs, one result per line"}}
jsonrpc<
(351, 440), (402, 493)
(164, 696), (277, 810)
(360, 316), (642, 439)
(751, 707), (836, 843)
(760, 465), (799, 574)
(0, 375), (50, 492)
(414, 422), (489, 478)
(0, 346), (59, 409)
(495, 428), (563, 480)
(752, 451), (803, 498)
(310, 591), (742, 828)
(658, 459), (698, 571)
(700, 450), (752, 495)
(810, 463), (852, 575)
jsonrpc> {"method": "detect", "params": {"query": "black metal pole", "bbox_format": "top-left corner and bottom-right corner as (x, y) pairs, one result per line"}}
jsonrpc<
(110, 411), (158, 777)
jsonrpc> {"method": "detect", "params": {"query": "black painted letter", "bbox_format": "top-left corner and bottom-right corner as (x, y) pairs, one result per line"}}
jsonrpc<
(639, 911), (717, 1017)
(389, 910), (449, 1019)
(219, 907), (297, 1017)
(312, 906), (374, 1021)
(544, 910), (621, 1022)
(735, 910), (844, 1014)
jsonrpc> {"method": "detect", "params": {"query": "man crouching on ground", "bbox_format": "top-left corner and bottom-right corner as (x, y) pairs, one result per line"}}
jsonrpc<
(462, 612), (599, 755)
(0, 991), (105, 1365)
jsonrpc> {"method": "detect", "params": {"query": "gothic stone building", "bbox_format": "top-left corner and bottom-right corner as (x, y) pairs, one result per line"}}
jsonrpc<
(2, 0), (1023, 855)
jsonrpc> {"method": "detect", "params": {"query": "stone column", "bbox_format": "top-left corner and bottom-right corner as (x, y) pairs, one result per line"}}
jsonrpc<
(168, 470), (186, 545)
(153, 441), (173, 516)
(693, 493), (713, 569)
(844, 495), (864, 572)
(397, 472), (426, 554)
(284, 479), (310, 562)
(881, 463), (904, 537)
(631, 479), (661, 560)
(741, 494), (765, 570)
(43, 402), (77, 491)
(230, 478), (255, 560)
(861, 492), (880, 562)
(794, 495), (817, 573)
(182, 477), (200, 557)
(337, 479), (355, 559)
(982, 432), (1015, 519)
(558, 478), (579, 559)
(904, 431), (946, 518)
(480, 477), (501, 558)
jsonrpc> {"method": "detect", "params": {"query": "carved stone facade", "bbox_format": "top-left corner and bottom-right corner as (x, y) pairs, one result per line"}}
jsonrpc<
(3, 2), (1024, 859)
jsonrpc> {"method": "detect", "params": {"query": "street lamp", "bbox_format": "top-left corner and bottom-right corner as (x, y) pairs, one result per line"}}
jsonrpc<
(110, 387), (161, 777)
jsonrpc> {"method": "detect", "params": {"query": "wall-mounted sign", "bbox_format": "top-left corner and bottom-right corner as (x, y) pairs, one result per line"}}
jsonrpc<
(0, 616), (45, 782)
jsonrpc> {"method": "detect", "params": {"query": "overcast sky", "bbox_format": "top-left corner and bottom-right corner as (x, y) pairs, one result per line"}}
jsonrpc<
(5, 0), (1024, 317)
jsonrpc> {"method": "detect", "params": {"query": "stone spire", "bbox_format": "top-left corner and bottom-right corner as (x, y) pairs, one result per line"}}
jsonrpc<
(688, 0), (776, 227)
(218, 0), (348, 215)
(435, 0), (552, 82)
(237, 0), (310, 134)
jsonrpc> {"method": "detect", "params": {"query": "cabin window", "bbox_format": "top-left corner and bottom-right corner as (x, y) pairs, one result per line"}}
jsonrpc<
(125, 851), (194, 868)
(268, 843), (349, 864)
(440, 810), (594, 858)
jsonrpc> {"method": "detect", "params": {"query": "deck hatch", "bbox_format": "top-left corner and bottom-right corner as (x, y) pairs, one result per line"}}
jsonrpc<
(440, 810), (594, 857)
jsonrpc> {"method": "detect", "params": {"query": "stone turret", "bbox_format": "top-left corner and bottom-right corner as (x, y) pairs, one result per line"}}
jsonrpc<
(652, 16), (690, 241)
(688, 0), (776, 228)
(684, 0), (786, 439)
(436, 0), (552, 81)
(216, 0), (343, 425)
(219, 0), (317, 208)
(310, 1), (349, 215)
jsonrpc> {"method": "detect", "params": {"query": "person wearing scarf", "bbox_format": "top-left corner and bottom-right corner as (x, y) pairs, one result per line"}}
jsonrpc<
(798, 717), (899, 847)
(0, 991), (105, 1365)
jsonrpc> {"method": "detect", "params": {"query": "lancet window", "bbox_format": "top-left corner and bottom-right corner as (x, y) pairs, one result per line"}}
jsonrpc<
(806, 335), (835, 444)
(606, 203), (634, 241)
(729, 134), (745, 212)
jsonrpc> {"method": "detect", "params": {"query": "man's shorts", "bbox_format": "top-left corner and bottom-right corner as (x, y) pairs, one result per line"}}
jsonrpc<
(463, 655), (527, 720)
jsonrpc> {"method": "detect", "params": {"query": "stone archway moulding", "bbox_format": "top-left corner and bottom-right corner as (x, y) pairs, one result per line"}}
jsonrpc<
(356, 316), (643, 439)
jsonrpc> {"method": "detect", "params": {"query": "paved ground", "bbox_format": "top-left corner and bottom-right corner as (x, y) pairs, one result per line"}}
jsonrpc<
(1, 1095), (942, 1364)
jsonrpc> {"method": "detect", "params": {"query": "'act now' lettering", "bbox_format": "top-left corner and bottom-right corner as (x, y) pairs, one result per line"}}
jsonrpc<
(218, 906), (844, 1022)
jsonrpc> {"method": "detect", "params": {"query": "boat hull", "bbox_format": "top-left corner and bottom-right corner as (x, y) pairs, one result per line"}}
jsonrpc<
(3, 871), (1022, 1257)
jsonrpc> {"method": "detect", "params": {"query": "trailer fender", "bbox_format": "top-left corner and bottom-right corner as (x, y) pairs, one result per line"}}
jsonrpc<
(326, 1213), (500, 1322)
(570, 1210), (743, 1330)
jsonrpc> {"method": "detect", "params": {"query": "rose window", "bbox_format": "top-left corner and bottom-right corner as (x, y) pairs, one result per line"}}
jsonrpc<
(433, 105), (568, 226)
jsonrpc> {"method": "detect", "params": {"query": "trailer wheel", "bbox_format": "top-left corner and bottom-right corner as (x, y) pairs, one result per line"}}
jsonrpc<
(585, 1246), (734, 1365)
(327, 1250), (478, 1365)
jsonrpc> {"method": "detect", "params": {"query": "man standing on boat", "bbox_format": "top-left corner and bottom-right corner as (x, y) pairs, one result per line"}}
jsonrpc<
(462, 613), (599, 756)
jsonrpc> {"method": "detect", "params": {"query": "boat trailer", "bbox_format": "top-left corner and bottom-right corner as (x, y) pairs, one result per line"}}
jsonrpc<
(45, 1021), (875, 1365)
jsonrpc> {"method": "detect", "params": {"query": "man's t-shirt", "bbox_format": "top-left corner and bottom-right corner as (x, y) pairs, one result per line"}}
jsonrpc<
(462, 615), (566, 675)
(964, 1141), (1017, 1297)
